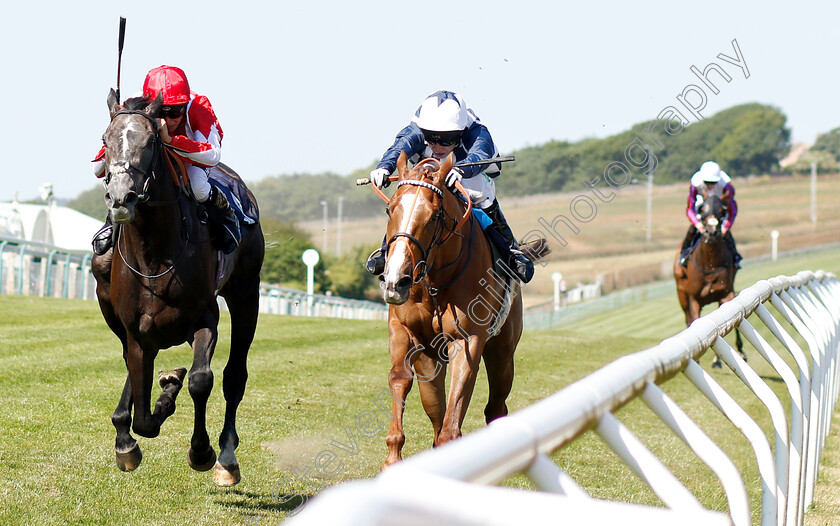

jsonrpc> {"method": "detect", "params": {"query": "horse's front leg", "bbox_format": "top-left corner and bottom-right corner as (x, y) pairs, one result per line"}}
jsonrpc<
(383, 328), (414, 469)
(439, 335), (483, 445)
(720, 293), (747, 361)
(187, 319), (219, 472)
(687, 297), (702, 327)
(414, 351), (447, 447)
(113, 375), (141, 471)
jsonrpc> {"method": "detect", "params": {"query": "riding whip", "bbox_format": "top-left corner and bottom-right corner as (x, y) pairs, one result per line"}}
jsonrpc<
(116, 17), (126, 104)
(356, 156), (516, 186)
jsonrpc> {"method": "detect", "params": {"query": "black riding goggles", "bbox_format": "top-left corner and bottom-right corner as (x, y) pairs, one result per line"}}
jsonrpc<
(160, 106), (186, 119)
(421, 129), (462, 147)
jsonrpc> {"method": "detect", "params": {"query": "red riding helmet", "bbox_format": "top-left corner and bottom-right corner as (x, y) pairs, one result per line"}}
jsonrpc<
(143, 65), (191, 106)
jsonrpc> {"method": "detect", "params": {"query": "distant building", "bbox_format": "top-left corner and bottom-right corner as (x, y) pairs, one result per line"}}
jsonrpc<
(779, 142), (810, 169)
(0, 198), (101, 252)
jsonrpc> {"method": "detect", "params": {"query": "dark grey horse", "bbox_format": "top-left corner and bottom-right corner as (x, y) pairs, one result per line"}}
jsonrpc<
(92, 90), (264, 486)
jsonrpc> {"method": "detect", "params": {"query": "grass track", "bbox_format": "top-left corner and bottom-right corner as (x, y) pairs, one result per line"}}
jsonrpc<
(0, 248), (837, 524)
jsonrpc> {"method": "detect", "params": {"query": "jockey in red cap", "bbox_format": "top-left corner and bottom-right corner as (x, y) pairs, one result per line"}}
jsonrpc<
(91, 65), (238, 255)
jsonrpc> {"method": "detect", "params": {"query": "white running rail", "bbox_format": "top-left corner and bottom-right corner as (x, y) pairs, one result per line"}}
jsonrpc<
(287, 271), (839, 526)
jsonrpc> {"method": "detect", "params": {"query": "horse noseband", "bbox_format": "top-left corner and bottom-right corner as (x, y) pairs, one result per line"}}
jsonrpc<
(109, 109), (163, 202)
(386, 231), (430, 283)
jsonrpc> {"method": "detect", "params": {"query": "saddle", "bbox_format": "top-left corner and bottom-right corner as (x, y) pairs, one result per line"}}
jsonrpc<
(162, 150), (258, 253)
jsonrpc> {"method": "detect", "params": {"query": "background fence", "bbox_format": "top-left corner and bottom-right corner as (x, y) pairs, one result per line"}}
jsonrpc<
(288, 271), (839, 526)
(0, 236), (94, 300)
(0, 236), (387, 321)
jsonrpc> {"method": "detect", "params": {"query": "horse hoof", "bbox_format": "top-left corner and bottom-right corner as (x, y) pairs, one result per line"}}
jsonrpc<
(711, 360), (722, 369)
(212, 461), (241, 487)
(115, 443), (143, 472)
(187, 447), (217, 472)
(159, 367), (187, 388)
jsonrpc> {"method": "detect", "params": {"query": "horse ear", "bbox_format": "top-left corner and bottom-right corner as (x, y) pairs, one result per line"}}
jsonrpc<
(396, 151), (408, 179)
(107, 89), (120, 119)
(438, 153), (455, 184)
(146, 92), (164, 118)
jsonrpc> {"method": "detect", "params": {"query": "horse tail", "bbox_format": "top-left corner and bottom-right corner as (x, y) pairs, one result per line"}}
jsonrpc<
(520, 237), (551, 262)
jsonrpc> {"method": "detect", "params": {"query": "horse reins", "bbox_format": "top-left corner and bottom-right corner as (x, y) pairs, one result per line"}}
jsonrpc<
(385, 179), (471, 287)
(107, 109), (198, 280)
(688, 200), (733, 275)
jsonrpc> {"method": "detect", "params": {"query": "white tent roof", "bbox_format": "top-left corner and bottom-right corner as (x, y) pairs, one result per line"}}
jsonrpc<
(0, 201), (102, 252)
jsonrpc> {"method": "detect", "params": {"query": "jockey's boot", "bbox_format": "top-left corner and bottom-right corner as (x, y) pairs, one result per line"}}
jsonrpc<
(485, 200), (534, 283)
(678, 229), (695, 267)
(208, 186), (241, 254)
(92, 215), (114, 256)
(365, 238), (387, 276)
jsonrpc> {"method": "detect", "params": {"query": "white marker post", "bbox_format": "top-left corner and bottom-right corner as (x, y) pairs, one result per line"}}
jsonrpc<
(770, 230), (779, 261)
(302, 249), (320, 316)
(552, 272), (563, 311)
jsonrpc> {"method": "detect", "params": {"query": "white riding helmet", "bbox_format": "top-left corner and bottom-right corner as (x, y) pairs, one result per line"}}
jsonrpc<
(414, 91), (470, 132)
(699, 161), (722, 183)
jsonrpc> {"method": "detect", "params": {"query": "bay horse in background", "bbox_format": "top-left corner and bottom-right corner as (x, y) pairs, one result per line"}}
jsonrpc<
(375, 152), (549, 468)
(674, 192), (744, 367)
(91, 90), (264, 486)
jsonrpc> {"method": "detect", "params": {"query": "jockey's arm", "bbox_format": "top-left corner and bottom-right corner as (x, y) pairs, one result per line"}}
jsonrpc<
(686, 185), (703, 229)
(167, 96), (223, 168)
(92, 144), (106, 178)
(458, 124), (496, 178)
(376, 123), (427, 174)
(723, 184), (737, 232)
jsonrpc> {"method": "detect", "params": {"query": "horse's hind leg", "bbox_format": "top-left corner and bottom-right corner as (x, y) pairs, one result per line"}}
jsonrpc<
(113, 375), (142, 471)
(482, 343), (515, 424)
(735, 328), (746, 360)
(213, 284), (260, 487)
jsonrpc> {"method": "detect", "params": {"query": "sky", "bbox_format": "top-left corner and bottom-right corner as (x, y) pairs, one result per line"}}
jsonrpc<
(2, 0), (839, 203)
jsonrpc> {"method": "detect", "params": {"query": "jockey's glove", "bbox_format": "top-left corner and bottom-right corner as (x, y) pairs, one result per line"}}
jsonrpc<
(445, 167), (464, 190)
(370, 168), (391, 189)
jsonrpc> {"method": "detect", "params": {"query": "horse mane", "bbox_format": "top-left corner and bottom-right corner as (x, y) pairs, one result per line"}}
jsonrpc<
(409, 159), (441, 181)
(123, 96), (152, 111)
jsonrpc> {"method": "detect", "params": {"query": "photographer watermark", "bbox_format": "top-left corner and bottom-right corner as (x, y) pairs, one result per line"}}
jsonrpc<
(522, 38), (749, 250)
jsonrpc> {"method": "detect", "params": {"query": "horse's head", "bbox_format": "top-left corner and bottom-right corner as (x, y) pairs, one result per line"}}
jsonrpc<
(381, 152), (455, 305)
(699, 192), (728, 242)
(101, 89), (164, 224)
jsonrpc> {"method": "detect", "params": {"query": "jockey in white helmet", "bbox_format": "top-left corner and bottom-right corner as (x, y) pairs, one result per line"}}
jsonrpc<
(366, 90), (534, 283)
(678, 161), (741, 267)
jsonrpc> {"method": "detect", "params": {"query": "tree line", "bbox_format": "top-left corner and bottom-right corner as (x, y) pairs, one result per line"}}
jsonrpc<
(67, 102), (802, 299)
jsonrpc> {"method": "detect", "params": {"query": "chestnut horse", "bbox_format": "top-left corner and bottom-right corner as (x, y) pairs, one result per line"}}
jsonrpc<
(674, 192), (743, 365)
(91, 90), (264, 485)
(375, 152), (548, 467)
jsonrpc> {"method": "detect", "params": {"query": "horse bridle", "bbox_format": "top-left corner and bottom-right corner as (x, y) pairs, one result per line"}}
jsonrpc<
(385, 180), (446, 283)
(106, 109), (192, 279)
(105, 109), (165, 204)
(385, 179), (471, 287)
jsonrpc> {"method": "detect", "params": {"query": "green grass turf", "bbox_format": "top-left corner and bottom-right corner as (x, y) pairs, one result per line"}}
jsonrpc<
(0, 248), (836, 524)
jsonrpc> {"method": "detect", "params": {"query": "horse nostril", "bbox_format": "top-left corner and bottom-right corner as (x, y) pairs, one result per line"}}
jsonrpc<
(124, 192), (138, 206)
(396, 276), (412, 291)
